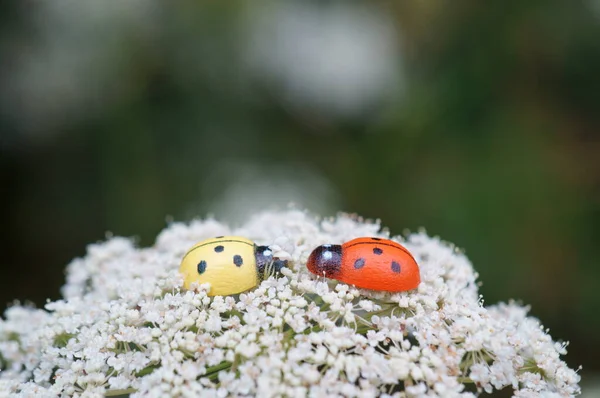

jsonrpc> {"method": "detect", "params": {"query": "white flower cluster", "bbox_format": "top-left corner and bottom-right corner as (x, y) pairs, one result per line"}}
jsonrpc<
(0, 210), (581, 397)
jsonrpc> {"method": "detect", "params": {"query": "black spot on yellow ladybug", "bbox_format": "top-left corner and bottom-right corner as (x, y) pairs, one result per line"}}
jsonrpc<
(197, 260), (207, 274)
(233, 254), (243, 267)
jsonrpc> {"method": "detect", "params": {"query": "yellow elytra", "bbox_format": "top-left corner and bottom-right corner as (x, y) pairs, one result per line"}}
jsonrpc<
(179, 236), (286, 296)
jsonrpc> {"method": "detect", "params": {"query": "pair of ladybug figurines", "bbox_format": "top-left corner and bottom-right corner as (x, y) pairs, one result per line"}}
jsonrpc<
(179, 236), (420, 296)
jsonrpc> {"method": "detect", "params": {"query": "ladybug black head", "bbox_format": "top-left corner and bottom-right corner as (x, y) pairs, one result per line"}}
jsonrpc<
(307, 244), (342, 277)
(255, 245), (287, 279)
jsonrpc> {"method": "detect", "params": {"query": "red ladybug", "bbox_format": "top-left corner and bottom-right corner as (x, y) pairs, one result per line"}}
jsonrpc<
(306, 237), (420, 292)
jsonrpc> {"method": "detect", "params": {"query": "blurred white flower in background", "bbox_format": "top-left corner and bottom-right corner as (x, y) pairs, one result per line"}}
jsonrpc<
(196, 161), (339, 224)
(242, 2), (404, 120)
(1, 0), (405, 143)
(0, 210), (581, 396)
(0, 0), (158, 139)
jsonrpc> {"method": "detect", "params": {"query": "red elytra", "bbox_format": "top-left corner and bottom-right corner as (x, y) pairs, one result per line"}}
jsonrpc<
(306, 237), (420, 292)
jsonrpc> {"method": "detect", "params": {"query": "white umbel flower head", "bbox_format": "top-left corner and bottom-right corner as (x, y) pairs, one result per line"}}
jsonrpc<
(0, 210), (581, 397)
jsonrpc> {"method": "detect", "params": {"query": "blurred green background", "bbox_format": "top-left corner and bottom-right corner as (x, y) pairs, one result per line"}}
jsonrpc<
(1, 0), (599, 387)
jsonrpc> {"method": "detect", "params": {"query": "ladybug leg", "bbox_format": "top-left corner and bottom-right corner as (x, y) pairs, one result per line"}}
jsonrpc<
(263, 259), (287, 279)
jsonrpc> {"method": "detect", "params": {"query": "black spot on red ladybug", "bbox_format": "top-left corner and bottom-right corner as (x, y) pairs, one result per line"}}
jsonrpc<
(233, 255), (243, 267)
(371, 237), (382, 241)
(214, 245), (224, 253)
(391, 261), (401, 273)
(354, 258), (366, 269)
(373, 248), (383, 255)
(198, 260), (207, 274)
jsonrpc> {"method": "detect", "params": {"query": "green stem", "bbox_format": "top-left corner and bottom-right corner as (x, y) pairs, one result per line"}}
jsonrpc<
(204, 361), (232, 378)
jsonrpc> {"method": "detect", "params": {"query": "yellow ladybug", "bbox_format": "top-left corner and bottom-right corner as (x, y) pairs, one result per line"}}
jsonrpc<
(179, 236), (287, 296)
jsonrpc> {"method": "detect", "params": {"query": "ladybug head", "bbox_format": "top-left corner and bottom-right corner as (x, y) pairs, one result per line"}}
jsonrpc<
(306, 244), (342, 277)
(255, 245), (287, 279)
